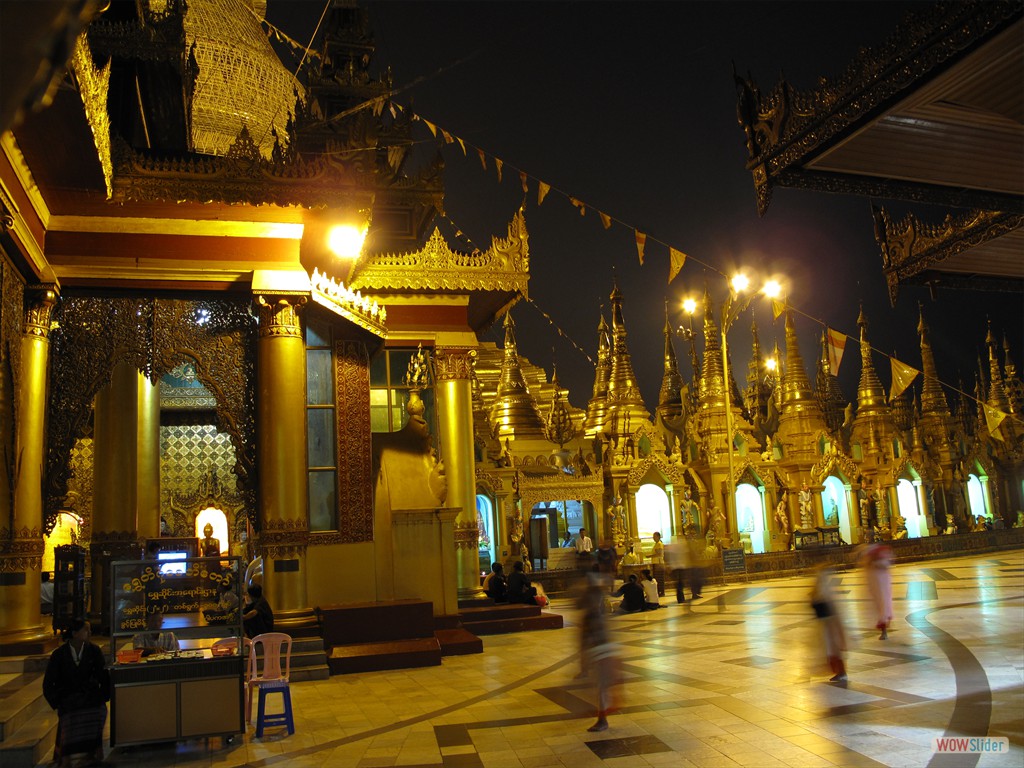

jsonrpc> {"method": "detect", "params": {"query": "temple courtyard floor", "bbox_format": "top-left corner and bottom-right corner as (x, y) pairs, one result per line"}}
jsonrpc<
(38, 549), (1024, 768)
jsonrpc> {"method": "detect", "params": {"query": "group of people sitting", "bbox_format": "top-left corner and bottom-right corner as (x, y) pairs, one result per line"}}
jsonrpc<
(611, 569), (661, 613)
(482, 560), (545, 605)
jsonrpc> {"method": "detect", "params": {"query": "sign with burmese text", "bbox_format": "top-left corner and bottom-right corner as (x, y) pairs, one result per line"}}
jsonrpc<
(111, 559), (230, 634)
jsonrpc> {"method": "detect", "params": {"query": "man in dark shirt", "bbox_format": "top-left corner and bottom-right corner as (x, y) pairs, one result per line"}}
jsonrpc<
(506, 560), (538, 605)
(242, 583), (274, 638)
(612, 574), (646, 613)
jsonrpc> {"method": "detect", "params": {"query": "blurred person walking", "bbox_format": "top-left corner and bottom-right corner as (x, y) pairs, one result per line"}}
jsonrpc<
(857, 533), (894, 639)
(578, 572), (621, 731)
(811, 561), (849, 683)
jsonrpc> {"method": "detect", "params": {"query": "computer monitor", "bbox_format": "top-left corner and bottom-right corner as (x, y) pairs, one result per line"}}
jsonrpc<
(157, 550), (188, 575)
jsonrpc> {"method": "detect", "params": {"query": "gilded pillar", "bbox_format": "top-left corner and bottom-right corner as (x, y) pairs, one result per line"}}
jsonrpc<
(255, 295), (309, 617)
(0, 290), (55, 652)
(91, 360), (143, 633)
(434, 348), (482, 600)
(136, 372), (161, 540)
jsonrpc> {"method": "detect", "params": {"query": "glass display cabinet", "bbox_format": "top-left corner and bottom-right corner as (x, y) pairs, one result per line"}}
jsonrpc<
(108, 556), (244, 747)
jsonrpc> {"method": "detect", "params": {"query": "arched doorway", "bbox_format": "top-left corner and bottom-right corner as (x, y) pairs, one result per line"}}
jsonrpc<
(822, 476), (852, 545)
(635, 484), (671, 547)
(966, 473), (989, 521)
(195, 506), (229, 555)
(736, 483), (766, 554)
(896, 478), (923, 538)
(476, 493), (495, 571)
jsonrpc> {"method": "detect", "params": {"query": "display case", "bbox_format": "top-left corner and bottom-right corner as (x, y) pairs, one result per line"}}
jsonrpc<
(108, 556), (244, 747)
(52, 544), (87, 636)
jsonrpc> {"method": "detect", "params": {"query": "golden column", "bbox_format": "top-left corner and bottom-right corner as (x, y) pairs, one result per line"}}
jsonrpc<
(136, 371), (161, 540)
(254, 293), (309, 621)
(0, 289), (56, 654)
(434, 347), (482, 599)
(92, 360), (143, 633)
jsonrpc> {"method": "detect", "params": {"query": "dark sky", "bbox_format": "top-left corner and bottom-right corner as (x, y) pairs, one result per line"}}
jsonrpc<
(270, 1), (1023, 413)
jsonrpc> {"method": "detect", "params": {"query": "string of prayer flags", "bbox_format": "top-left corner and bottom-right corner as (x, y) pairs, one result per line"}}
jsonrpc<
(456, 136), (467, 155)
(494, 157), (503, 183)
(599, 211), (612, 230)
(889, 358), (919, 402)
(423, 119), (437, 137)
(520, 171), (529, 195)
(537, 181), (550, 206)
(635, 231), (647, 265)
(984, 405), (1007, 440)
(440, 129), (454, 145)
(826, 327), (848, 376)
(477, 149), (487, 170)
(570, 198), (586, 216)
(668, 247), (687, 284)
(770, 294), (786, 319)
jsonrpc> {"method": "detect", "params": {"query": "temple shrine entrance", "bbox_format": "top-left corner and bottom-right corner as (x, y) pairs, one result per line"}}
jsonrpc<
(822, 476), (853, 545)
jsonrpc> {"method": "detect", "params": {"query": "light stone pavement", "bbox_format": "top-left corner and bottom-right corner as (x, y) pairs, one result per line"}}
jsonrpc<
(48, 549), (1023, 768)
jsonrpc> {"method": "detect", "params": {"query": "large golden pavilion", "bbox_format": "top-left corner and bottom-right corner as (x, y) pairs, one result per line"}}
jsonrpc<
(0, 0), (1021, 665)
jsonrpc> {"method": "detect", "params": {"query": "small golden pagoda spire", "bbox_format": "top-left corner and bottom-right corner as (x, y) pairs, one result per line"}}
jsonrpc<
(489, 311), (546, 440)
(917, 303), (948, 416)
(605, 280), (651, 434)
(779, 310), (822, 416)
(584, 312), (612, 436)
(657, 299), (685, 419)
(855, 304), (889, 416)
(545, 363), (577, 449)
(985, 320), (1010, 411)
(698, 289), (725, 408)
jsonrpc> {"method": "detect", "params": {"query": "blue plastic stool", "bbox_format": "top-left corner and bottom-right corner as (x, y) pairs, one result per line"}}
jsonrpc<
(255, 681), (294, 737)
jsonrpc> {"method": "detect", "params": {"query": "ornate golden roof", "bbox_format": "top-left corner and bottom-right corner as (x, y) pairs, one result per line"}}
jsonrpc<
(779, 311), (823, 418)
(584, 313), (612, 437)
(348, 211), (529, 294)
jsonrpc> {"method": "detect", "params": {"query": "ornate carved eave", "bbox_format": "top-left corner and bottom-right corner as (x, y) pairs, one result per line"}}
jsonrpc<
(515, 472), (604, 512)
(71, 31), (112, 197)
(347, 210), (530, 294)
(108, 134), (378, 208)
(309, 267), (387, 338)
(734, 1), (1022, 215)
(873, 206), (1024, 304)
(86, 1), (188, 63)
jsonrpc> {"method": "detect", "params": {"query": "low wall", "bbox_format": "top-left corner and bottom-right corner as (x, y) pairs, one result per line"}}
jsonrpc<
(530, 529), (1024, 592)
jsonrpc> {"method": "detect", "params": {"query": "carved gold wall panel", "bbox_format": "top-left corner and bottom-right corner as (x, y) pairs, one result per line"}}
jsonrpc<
(334, 341), (373, 543)
(160, 424), (238, 519)
(47, 296), (256, 533)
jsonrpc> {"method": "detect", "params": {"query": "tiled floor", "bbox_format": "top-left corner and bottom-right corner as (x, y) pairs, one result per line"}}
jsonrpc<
(52, 551), (1024, 767)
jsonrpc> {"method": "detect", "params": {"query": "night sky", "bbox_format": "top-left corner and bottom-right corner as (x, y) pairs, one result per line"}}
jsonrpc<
(270, 1), (1023, 414)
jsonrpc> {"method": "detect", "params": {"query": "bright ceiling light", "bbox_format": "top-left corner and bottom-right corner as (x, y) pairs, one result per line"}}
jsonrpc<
(327, 224), (367, 259)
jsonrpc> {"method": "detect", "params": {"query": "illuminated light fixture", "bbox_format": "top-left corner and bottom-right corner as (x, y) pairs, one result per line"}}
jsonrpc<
(327, 223), (368, 259)
(730, 273), (750, 293)
(762, 279), (782, 299)
(682, 297), (697, 315)
(765, 357), (778, 371)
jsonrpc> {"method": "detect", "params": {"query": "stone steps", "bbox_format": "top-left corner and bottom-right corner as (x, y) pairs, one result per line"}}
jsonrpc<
(0, 662), (57, 768)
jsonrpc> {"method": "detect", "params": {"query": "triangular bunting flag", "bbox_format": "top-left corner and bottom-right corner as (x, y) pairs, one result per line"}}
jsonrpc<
(771, 298), (787, 320)
(440, 129), (454, 144)
(456, 136), (466, 155)
(635, 231), (646, 265)
(889, 358), (919, 402)
(826, 327), (847, 376)
(520, 171), (529, 195)
(599, 211), (611, 230)
(495, 158), (503, 183)
(424, 120), (437, 137)
(984, 405), (1007, 440)
(570, 198), (585, 216)
(477, 149), (487, 170)
(668, 248), (686, 284)
(538, 181), (550, 205)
